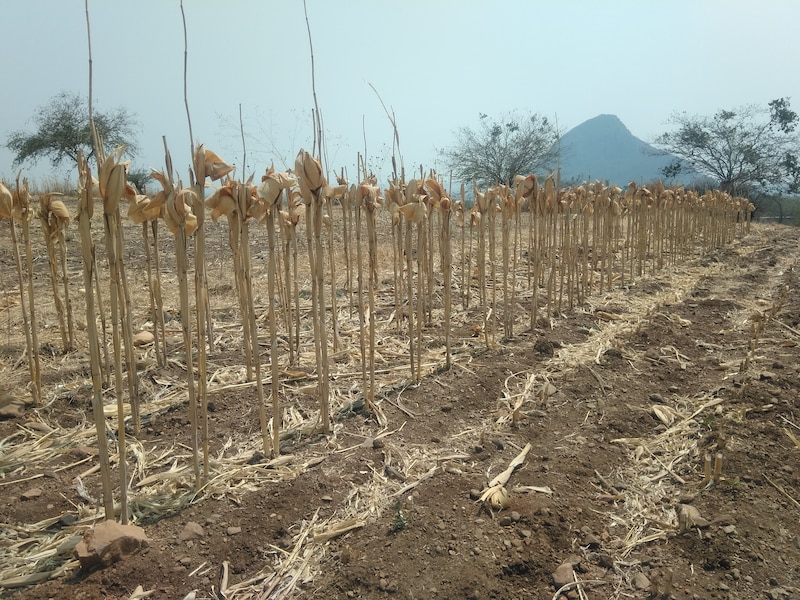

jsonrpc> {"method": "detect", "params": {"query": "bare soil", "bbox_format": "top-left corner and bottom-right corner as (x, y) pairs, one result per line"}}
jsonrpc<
(0, 212), (798, 600)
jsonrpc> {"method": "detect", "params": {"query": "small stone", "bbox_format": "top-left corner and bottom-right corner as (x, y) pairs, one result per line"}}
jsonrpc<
(667, 385), (679, 393)
(246, 452), (266, 465)
(321, 495), (333, 503)
(679, 504), (710, 528)
(583, 532), (601, 548)
(552, 563), (574, 588)
(226, 526), (242, 535)
(632, 572), (650, 590)
(648, 393), (665, 403)
(718, 582), (729, 591)
(133, 330), (155, 347)
(179, 521), (204, 541)
(722, 525), (736, 535)
(59, 514), (78, 527)
(510, 511), (521, 522)
(179, 556), (192, 566)
(21, 487), (42, 501)
(597, 553), (614, 568)
(378, 578), (397, 592)
(74, 521), (149, 571)
(499, 516), (513, 527)
(372, 438), (384, 450)
(469, 489), (482, 500)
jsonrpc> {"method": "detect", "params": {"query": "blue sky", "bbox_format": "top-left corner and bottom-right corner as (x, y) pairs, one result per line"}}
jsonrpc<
(2, 0), (799, 186)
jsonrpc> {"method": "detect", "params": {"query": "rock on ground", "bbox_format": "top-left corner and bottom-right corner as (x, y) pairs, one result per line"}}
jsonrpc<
(74, 520), (149, 571)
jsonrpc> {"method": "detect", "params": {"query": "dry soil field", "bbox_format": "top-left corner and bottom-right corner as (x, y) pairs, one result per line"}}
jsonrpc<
(0, 195), (798, 600)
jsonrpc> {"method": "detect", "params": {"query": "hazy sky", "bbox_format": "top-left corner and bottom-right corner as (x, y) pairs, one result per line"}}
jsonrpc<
(2, 0), (799, 186)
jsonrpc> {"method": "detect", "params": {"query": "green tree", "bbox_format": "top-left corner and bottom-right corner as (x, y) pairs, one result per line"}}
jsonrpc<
(6, 91), (139, 169)
(441, 111), (560, 186)
(126, 166), (153, 194)
(656, 98), (800, 195)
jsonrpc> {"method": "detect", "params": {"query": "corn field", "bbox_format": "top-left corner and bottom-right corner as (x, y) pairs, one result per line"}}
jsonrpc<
(0, 154), (754, 527)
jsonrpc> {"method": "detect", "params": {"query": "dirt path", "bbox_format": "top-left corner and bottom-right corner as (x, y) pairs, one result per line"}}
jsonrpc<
(1, 224), (799, 600)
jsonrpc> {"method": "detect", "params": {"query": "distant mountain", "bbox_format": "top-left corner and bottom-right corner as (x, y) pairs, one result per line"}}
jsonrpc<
(555, 114), (693, 187)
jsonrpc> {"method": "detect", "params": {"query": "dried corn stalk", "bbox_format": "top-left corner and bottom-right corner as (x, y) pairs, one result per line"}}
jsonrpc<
(259, 166), (297, 456)
(38, 193), (74, 351)
(478, 443), (532, 513)
(297, 149), (331, 434)
(98, 146), (136, 521)
(9, 177), (42, 405)
(159, 140), (202, 491)
(75, 151), (115, 519)
(193, 145), (233, 479)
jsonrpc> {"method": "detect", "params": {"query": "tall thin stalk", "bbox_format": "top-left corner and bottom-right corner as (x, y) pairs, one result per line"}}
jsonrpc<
(427, 178), (452, 369)
(14, 178), (42, 405)
(323, 193), (341, 351)
(160, 141), (202, 491)
(39, 193), (72, 351)
(353, 185), (368, 412)
(296, 150), (330, 433)
(98, 147), (132, 521)
(76, 152), (115, 520)
(363, 182), (386, 425)
(192, 146), (233, 481)
(260, 168), (296, 456)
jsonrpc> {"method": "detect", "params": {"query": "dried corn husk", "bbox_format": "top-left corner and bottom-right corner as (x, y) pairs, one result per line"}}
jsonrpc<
(98, 146), (129, 214)
(397, 200), (424, 224)
(0, 181), (15, 220)
(165, 187), (198, 236)
(295, 149), (325, 202)
(38, 193), (70, 233)
(259, 166), (297, 206)
(205, 185), (237, 221)
(479, 484), (510, 510)
(200, 147), (235, 181)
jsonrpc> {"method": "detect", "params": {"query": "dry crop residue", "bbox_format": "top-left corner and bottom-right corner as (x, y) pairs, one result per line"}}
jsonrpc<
(1, 224), (798, 600)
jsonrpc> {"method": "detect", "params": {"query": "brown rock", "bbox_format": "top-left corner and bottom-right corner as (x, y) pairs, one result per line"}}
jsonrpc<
(74, 520), (149, 571)
(21, 487), (42, 501)
(552, 562), (574, 588)
(632, 572), (651, 590)
(179, 521), (205, 541)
